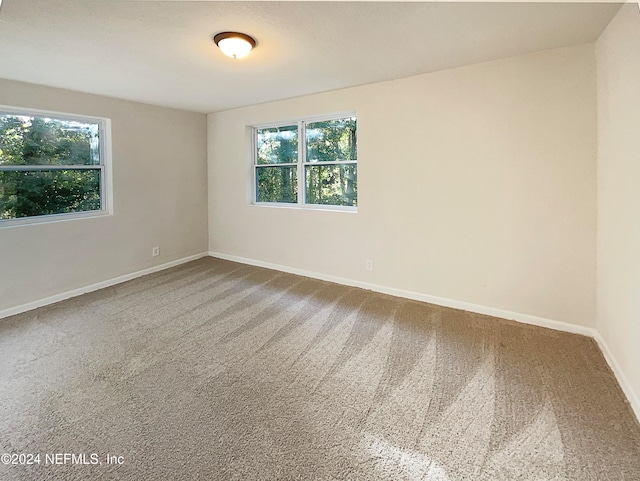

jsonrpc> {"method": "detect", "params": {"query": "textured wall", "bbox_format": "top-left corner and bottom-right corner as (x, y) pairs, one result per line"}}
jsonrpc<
(596, 4), (640, 412)
(0, 79), (208, 311)
(208, 44), (597, 328)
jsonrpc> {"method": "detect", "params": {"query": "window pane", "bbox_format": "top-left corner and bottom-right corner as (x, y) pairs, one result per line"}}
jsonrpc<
(256, 125), (298, 165)
(0, 114), (100, 166)
(306, 117), (357, 163)
(305, 164), (357, 207)
(0, 169), (101, 219)
(256, 166), (297, 203)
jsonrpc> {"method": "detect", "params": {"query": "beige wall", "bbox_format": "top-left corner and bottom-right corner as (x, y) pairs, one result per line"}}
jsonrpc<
(208, 44), (598, 328)
(0, 79), (208, 311)
(596, 5), (640, 410)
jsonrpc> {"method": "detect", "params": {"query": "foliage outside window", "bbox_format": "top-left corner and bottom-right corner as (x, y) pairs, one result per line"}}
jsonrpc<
(0, 107), (109, 224)
(254, 114), (357, 209)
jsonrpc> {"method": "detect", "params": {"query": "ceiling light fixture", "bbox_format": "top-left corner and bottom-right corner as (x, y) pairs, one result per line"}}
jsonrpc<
(213, 32), (256, 59)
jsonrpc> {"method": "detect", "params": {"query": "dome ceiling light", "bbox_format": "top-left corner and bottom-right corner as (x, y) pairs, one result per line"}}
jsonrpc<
(213, 32), (256, 59)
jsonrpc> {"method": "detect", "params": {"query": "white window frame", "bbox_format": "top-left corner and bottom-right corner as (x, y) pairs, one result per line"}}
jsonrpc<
(0, 105), (112, 228)
(252, 111), (357, 212)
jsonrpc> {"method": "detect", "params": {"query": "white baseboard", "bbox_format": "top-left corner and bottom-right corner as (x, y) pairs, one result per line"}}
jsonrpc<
(593, 332), (640, 422)
(208, 251), (598, 338)
(209, 251), (640, 423)
(0, 252), (209, 320)
(2, 248), (637, 424)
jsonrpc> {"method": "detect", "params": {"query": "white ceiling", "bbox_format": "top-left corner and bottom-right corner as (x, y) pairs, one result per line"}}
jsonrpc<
(0, 1), (621, 113)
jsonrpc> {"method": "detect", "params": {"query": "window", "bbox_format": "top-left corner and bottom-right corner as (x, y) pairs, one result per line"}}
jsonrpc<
(254, 114), (357, 209)
(0, 107), (110, 225)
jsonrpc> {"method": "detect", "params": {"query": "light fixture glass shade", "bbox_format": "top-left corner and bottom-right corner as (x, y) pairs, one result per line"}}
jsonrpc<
(214, 32), (256, 59)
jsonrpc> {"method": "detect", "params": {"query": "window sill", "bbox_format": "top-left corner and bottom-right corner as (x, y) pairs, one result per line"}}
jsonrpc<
(0, 210), (112, 229)
(250, 202), (357, 213)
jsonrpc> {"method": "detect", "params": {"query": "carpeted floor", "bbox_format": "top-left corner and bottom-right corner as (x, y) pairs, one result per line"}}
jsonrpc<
(1, 257), (639, 480)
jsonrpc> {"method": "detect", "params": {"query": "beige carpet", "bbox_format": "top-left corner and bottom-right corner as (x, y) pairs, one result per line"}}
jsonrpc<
(1, 257), (639, 480)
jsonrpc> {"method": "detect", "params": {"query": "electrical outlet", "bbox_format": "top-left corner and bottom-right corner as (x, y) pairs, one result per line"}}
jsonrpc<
(365, 259), (374, 271)
(152, 246), (160, 257)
